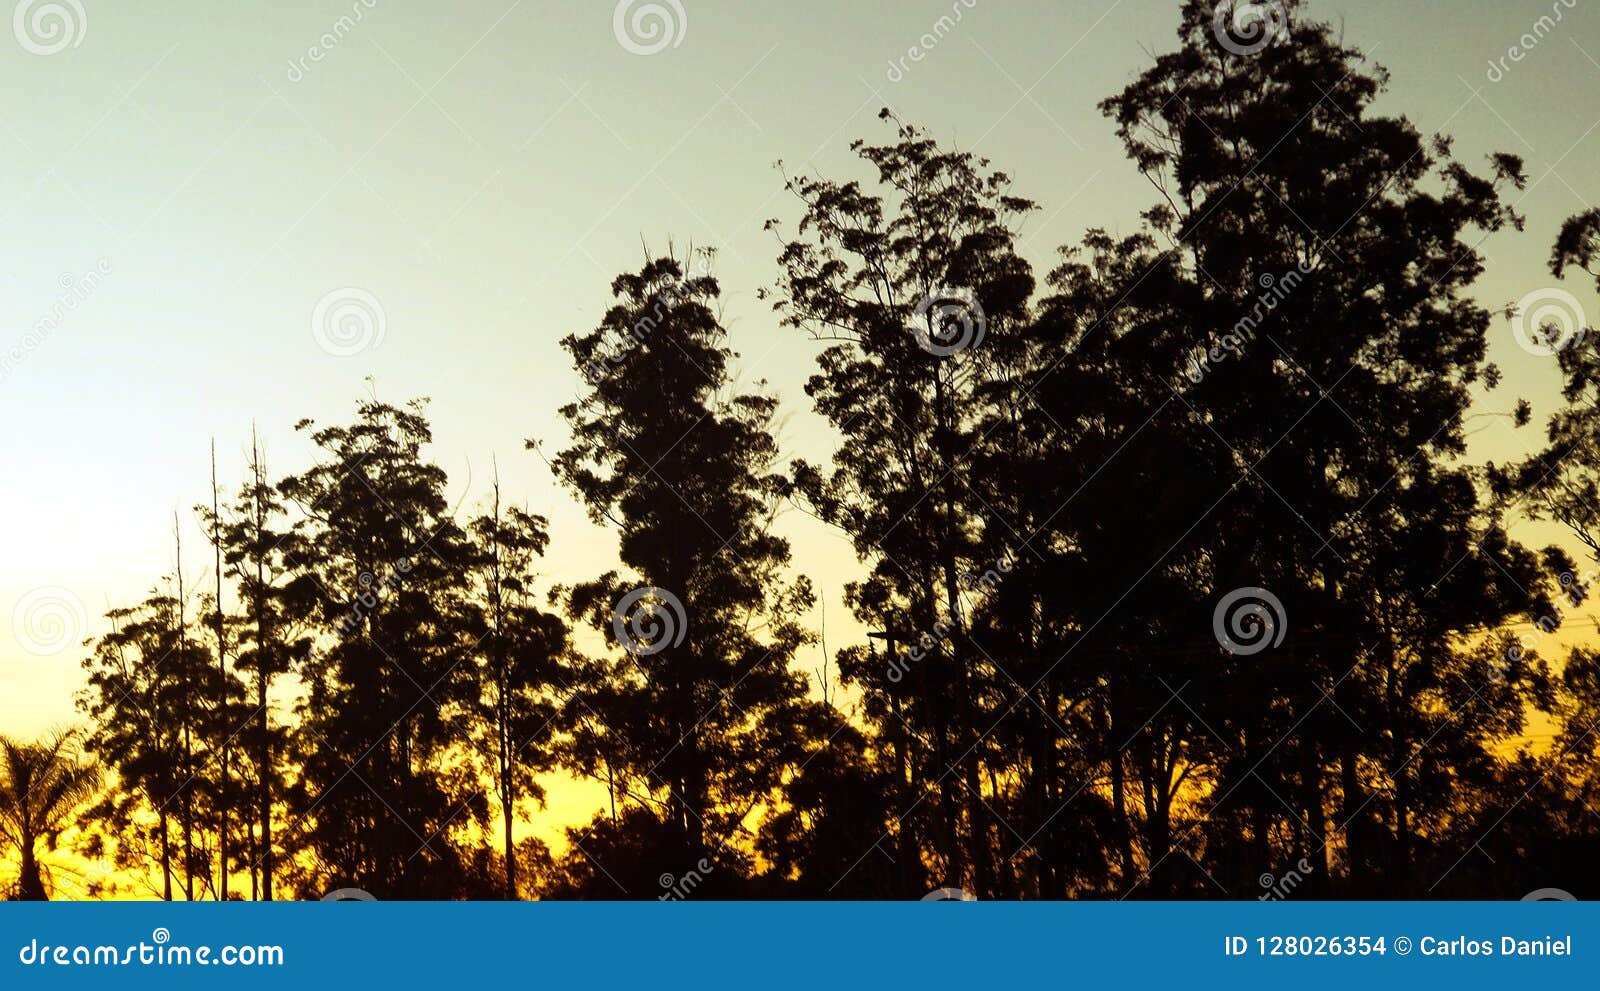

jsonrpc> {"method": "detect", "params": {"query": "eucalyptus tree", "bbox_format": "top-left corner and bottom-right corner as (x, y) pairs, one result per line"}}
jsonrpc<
(205, 428), (317, 899)
(1100, 0), (1552, 893)
(464, 476), (568, 898)
(277, 398), (482, 898)
(766, 115), (1038, 896)
(547, 255), (815, 887)
(80, 586), (220, 900)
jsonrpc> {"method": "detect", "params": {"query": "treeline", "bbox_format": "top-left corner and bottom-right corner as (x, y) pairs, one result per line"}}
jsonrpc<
(19, 0), (1600, 900)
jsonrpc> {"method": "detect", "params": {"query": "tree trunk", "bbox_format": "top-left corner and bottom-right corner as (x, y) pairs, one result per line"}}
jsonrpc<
(18, 844), (47, 901)
(212, 441), (230, 902)
(502, 776), (517, 899)
(160, 811), (174, 901)
(258, 663), (273, 901)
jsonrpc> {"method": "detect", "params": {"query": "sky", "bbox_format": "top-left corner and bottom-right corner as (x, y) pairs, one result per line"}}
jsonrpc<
(3, 0), (1600, 846)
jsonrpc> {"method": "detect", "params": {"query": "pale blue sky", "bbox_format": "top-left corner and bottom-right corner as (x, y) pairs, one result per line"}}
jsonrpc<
(3, 0), (1600, 754)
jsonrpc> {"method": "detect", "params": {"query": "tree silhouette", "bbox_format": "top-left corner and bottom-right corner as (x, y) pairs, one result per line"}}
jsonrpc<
(23, 0), (1600, 902)
(547, 254), (817, 894)
(79, 577), (234, 900)
(0, 730), (100, 900)
(1093, 0), (1551, 896)
(767, 115), (1039, 896)
(464, 475), (567, 898)
(277, 399), (482, 899)
(207, 428), (315, 900)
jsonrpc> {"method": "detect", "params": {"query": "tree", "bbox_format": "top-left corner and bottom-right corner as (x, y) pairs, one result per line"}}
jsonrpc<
(465, 473), (567, 898)
(547, 254), (816, 892)
(0, 730), (100, 900)
(767, 113), (1043, 895)
(1498, 208), (1600, 561)
(277, 398), (482, 898)
(81, 569), (231, 901)
(208, 427), (315, 899)
(1100, 0), (1549, 894)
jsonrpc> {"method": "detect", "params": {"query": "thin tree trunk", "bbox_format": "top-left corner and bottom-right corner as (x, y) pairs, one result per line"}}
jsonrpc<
(160, 811), (174, 901)
(175, 516), (196, 902)
(212, 440), (230, 901)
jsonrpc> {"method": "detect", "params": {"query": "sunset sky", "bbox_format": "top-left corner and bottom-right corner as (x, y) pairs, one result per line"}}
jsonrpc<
(4, 0), (1600, 854)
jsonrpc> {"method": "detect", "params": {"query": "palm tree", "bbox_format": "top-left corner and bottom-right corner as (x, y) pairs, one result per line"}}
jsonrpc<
(0, 730), (100, 900)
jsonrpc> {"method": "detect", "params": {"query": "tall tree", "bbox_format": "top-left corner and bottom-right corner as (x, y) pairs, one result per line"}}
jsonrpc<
(767, 114), (1038, 895)
(208, 427), (315, 900)
(1101, 0), (1550, 894)
(80, 585), (218, 900)
(547, 255), (816, 892)
(277, 398), (481, 898)
(465, 473), (567, 898)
